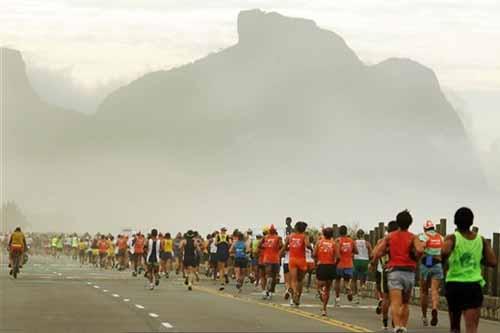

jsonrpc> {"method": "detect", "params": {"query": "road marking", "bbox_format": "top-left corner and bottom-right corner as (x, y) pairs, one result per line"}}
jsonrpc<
(87, 282), (92, 285)
(161, 322), (173, 329)
(135, 304), (145, 309)
(103, 289), (108, 293)
(195, 286), (372, 332)
(112, 294), (120, 298)
(93, 285), (100, 289)
(279, 303), (377, 309)
(149, 313), (159, 318)
(123, 298), (130, 302)
(57, 273), (62, 276)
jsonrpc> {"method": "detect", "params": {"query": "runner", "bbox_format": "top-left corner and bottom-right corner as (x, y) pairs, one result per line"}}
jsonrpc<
(116, 235), (128, 270)
(132, 232), (145, 276)
(418, 220), (444, 327)
(230, 230), (249, 293)
(282, 245), (292, 300)
(173, 232), (183, 275)
(252, 234), (264, 287)
(335, 225), (358, 305)
(442, 207), (497, 333)
(371, 220), (398, 331)
(145, 229), (161, 290)
(284, 221), (311, 307)
(107, 235), (115, 269)
(372, 210), (424, 333)
(56, 235), (64, 258)
(78, 237), (88, 265)
(98, 235), (108, 269)
(215, 227), (231, 291)
(353, 229), (372, 304)
(260, 225), (283, 299)
(314, 227), (339, 316)
(180, 230), (199, 291)
(305, 235), (316, 293)
(161, 232), (174, 278)
(207, 233), (218, 280)
(71, 234), (79, 260)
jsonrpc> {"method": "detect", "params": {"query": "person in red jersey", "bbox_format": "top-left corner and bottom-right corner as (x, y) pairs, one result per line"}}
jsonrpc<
(314, 227), (339, 316)
(260, 225), (283, 300)
(334, 225), (358, 305)
(284, 221), (311, 307)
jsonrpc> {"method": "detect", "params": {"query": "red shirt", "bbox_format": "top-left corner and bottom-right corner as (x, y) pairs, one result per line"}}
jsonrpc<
(387, 230), (417, 270)
(337, 236), (354, 269)
(98, 240), (108, 254)
(262, 235), (281, 264)
(134, 236), (145, 254)
(316, 239), (337, 265)
(289, 233), (306, 260)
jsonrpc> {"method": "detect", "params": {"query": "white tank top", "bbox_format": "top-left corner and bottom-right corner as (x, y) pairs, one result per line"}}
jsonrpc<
(354, 239), (369, 260)
(209, 241), (217, 254)
(283, 251), (289, 264)
(306, 248), (314, 263)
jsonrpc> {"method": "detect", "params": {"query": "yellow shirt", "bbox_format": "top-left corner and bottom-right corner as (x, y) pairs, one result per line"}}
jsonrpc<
(164, 239), (173, 253)
(10, 231), (25, 248)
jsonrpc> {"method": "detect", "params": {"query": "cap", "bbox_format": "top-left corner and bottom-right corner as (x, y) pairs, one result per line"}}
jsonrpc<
(221, 227), (227, 231)
(424, 220), (435, 230)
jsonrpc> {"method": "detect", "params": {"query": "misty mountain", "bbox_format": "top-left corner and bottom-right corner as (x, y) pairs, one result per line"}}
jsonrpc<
(2, 10), (494, 232)
(96, 9), (483, 190)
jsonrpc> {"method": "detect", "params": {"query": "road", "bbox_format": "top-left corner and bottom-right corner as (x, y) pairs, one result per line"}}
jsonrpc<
(1, 255), (499, 333)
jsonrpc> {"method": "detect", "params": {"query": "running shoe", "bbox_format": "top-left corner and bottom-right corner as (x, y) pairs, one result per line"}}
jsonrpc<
(376, 300), (383, 315)
(321, 309), (327, 317)
(431, 309), (438, 326)
(219, 284), (225, 291)
(155, 279), (160, 286)
(422, 317), (429, 327)
(335, 297), (341, 307)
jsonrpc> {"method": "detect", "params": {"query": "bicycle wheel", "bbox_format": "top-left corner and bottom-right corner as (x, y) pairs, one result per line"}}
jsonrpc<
(13, 253), (20, 279)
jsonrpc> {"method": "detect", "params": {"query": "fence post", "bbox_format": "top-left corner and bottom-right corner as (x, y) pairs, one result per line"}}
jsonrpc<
(369, 230), (375, 246)
(439, 218), (447, 235)
(374, 227), (380, 243)
(493, 233), (500, 297)
(484, 239), (493, 295)
(332, 224), (339, 238)
(378, 222), (385, 239)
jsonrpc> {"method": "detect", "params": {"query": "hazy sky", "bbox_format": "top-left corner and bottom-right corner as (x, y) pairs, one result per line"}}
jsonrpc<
(2, 0), (499, 147)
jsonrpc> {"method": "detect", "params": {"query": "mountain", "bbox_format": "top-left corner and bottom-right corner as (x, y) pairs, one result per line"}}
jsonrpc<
(2, 47), (86, 158)
(96, 9), (484, 190)
(2, 10), (493, 232)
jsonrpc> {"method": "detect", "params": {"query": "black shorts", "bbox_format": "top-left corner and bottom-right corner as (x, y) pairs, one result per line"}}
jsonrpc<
(217, 252), (229, 263)
(234, 257), (248, 269)
(376, 271), (390, 294)
(161, 252), (172, 261)
(445, 282), (484, 312)
(209, 253), (218, 264)
(316, 264), (337, 281)
(265, 263), (281, 273)
(183, 256), (196, 268)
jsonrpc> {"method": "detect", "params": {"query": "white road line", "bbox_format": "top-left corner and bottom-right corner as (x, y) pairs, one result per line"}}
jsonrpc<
(135, 304), (145, 309)
(57, 273), (62, 276)
(112, 294), (120, 298)
(93, 285), (100, 289)
(103, 289), (108, 293)
(87, 282), (92, 285)
(148, 313), (159, 318)
(123, 298), (130, 302)
(161, 322), (173, 329)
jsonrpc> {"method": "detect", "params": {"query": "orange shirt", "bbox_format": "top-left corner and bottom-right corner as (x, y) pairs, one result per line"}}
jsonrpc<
(134, 236), (145, 254)
(288, 233), (306, 260)
(98, 240), (108, 254)
(337, 236), (354, 268)
(262, 235), (281, 264)
(316, 239), (337, 265)
(117, 238), (127, 250)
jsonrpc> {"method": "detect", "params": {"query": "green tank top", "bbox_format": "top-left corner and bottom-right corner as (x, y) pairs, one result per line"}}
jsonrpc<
(446, 232), (485, 287)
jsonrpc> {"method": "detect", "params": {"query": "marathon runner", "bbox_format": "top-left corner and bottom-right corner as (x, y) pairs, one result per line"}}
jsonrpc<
(314, 227), (339, 316)
(260, 225), (282, 299)
(145, 229), (161, 290)
(173, 232), (183, 275)
(418, 220), (444, 327)
(215, 227), (231, 291)
(353, 229), (372, 304)
(132, 232), (145, 276)
(230, 230), (249, 293)
(181, 230), (199, 291)
(335, 225), (357, 305)
(284, 221), (311, 307)
(443, 207), (497, 333)
(372, 210), (424, 333)
(161, 233), (174, 278)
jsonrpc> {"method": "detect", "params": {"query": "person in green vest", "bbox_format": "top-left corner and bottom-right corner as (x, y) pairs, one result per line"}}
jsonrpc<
(51, 236), (58, 257)
(56, 235), (64, 258)
(442, 207), (497, 333)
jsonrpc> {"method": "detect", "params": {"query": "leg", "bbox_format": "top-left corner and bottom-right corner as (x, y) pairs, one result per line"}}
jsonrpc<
(463, 308), (480, 333)
(420, 277), (429, 319)
(448, 309), (462, 333)
(389, 289), (403, 328)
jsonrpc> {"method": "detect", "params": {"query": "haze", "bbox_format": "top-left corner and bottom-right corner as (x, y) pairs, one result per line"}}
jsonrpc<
(1, 1), (499, 236)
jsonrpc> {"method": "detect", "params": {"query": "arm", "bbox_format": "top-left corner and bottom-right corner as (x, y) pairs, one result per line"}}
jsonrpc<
(352, 240), (358, 256)
(371, 237), (388, 263)
(482, 237), (498, 268)
(412, 235), (425, 256)
(441, 234), (455, 261)
(366, 240), (373, 259)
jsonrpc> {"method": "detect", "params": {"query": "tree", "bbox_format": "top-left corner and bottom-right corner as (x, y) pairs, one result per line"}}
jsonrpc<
(1, 201), (29, 232)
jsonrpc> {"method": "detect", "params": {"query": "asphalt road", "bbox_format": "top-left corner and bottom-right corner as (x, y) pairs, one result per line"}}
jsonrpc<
(1, 255), (499, 333)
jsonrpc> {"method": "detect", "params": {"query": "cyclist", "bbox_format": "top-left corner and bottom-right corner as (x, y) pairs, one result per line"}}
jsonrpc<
(8, 227), (27, 277)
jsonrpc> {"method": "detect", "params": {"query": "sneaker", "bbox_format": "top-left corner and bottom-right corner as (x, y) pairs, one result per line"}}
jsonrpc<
(9, 269), (12, 276)
(155, 279), (160, 286)
(335, 297), (341, 307)
(149, 283), (154, 290)
(184, 277), (189, 285)
(224, 275), (229, 284)
(165, 272), (169, 279)
(284, 290), (290, 300)
(422, 317), (429, 327)
(132, 271), (137, 277)
(354, 295), (360, 304)
(431, 309), (438, 326)
(268, 292), (273, 300)
(376, 300), (383, 315)
(262, 291), (269, 300)
(321, 309), (327, 317)
(219, 284), (225, 291)
(188, 284), (192, 291)
(347, 293), (353, 302)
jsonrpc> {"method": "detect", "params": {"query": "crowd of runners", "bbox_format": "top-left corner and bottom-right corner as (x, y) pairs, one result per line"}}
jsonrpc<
(4, 207), (498, 333)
